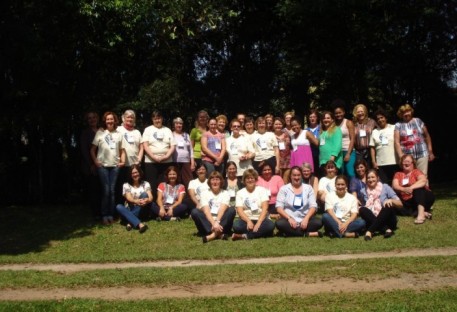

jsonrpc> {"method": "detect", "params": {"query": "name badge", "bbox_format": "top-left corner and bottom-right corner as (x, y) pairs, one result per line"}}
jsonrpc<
(250, 202), (259, 212)
(278, 141), (285, 150)
(231, 147), (238, 155)
(406, 128), (413, 136)
(380, 135), (388, 145)
(215, 140), (222, 150)
(156, 132), (164, 140)
(359, 129), (367, 137)
(260, 140), (267, 150)
(166, 195), (174, 204)
(320, 137), (326, 146)
(265, 189), (271, 197)
(334, 203), (343, 218)
(127, 134), (134, 143)
(229, 189), (236, 197)
(177, 141), (185, 149)
(293, 196), (302, 207)
(109, 141), (116, 149)
(210, 201), (220, 214)
(402, 177), (409, 186)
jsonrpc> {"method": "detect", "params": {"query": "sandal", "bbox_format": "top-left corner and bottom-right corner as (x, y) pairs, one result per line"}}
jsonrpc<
(414, 218), (425, 225)
(424, 212), (433, 220)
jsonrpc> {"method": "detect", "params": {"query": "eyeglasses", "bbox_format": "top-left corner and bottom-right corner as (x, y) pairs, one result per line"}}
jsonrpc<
(232, 125), (240, 128)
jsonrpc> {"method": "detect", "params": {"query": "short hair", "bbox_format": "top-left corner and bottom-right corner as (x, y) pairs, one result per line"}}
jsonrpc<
(400, 154), (417, 169)
(259, 162), (273, 173)
(290, 166), (302, 175)
(216, 114), (228, 124)
(151, 110), (163, 119)
(354, 159), (368, 172)
(374, 108), (388, 120)
(207, 171), (224, 187)
(366, 169), (379, 179)
(335, 174), (348, 186)
(325, 160), (337, 169)
(273, 117), (285, 127)
(290, 116), (302, 126)
(331, 99), (346, 111)
(244, 116), (254, 125)
(397, 104), (414, 118)
(164, 165), (179, 182)
(284, 111), (295, 119)
(195, 162), (206, 172)
(102, 111), (119, 129)
(230, 118), (241, 128)
(302, 162), (313, 171)
(242, 168), (258, 184)
(255, 116), (266, 129)
(122, 110), (136, 124)
(173, 117), (184, 124)
(307, 109), (320, 123)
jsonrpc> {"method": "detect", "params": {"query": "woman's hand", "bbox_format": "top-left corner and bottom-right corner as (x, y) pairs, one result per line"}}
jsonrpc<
(247, 220), (255, 231)
(339, 221), (349, 234)
(166, 208), (174, 217)
(288, 217), (298, 229)
(300, 219), (309, 231)
(253, 220), (262, 232)
(212, 221), (223, 233)
(344, 154), (350, 162)
(159, 207), (166, 218)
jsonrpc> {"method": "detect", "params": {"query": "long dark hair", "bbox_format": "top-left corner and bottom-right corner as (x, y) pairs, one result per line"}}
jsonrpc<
(128, 164), (144, 185)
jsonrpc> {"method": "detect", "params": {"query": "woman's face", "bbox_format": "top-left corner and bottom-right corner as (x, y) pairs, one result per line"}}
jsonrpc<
(217, 119), (226, 132)
(198, 113), (208, 126)
(366, 172), (378, 188)
(174, 121), (183, 133)
(227, 165), (237, 178)
(308, 113), (318, 126)
(402, 110), (413, 122)
(302, 167), (312, 178)
(401, 156), (414, 172)
(290, 169), (302, 186)
(87, 113), (98, 128)
(245, 121), (254, 133)
(244, 175), (256, 189)
(261, 165), (273, 180)
(355, 164), (367, 178)
(355, 106), (366, 121)
(291, 120), (301, 134)
(208, 119), (218, 133)
(322, 113), (334, 129)
(266, 117), (273, 129)
(335, 178), (347, 197)
(285, 114), (292, 126)
(167, 170), (178, 184)
(196, 166), (207, 179)
(231, 121), (241, 136)
(124, 114), (135, 128)
(131, 168), (140, 181)
(273, 120), (283, 133)
(325, 164), (337, 178)
(105, 114), (115, 131)
(210, 177), (222, 191)
(152, 116), (163, 128)
(376, 114), (387, 129)
(256, 120), (266, 133)
(237, 114), (245, 126)
(333, 108), (345, 121)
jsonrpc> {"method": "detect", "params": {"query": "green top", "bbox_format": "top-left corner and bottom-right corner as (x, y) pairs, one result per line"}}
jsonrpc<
(190, 127), (204, 159)
(319, 127), (343, 169)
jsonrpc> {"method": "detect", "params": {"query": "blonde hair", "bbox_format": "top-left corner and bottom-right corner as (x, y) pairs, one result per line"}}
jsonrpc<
(397, 104), (414, 119)
(216, 114), (228, 124)
(352, 104), (369, 123)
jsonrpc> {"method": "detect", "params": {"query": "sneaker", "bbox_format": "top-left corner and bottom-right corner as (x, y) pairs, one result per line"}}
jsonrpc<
(139, 224), (148, 234)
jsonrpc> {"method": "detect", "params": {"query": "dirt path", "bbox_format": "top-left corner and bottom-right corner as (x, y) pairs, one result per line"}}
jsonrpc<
(1, 273), (456, 300)
(1, 247), (456, 273)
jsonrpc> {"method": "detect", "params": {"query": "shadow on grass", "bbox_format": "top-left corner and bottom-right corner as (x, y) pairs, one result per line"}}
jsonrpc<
(0, 204), (94, 255)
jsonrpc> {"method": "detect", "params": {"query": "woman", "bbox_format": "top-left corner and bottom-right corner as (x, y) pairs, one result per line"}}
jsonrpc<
(394, 104), (435, 177)
(392, 154), (435, 224)
(172, 117), (195, 188)
(80, 111), (101, 221)
(306, 109), (321, 177)
(117, 109), (144, 205)
(265, 113), (274, 132)
(290, 116), (318, 170)
(322, 175), (366, 238)
(187, 163), (210, 210)
(90, 111), (126, 225)
(152, 166), (187, 220)
(332, 100), (356, 178)
(243, 116), (256, 139)
(232, 169), (275, 240)
(353, 104), (377, 165)
(319, 111), (343, 176)
(191, 171), (236, 243)
(359, 169), (403, 240)
(115, 165), (151, 233)
(370, 109), (397, 185)
(190, 110), (209, 168)
(317, 160), (338, 210)
(302, 162), (318, 197)
(273, 117), (291, 181)
(275, 166), (323, 237)
(283, 111), (295, 136)
(223, 161), (243, 209)
(225, 119), (255, 178)
(142, 110), (176, 200)
(251, 117), (280, 174)
(349, 159), (368, 205)
(201, 118), (226, 175)
(216, 114), (230, 138)
(256, 163), (285, 218)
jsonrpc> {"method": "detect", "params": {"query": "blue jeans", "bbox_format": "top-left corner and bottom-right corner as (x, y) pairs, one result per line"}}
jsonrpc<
(322, 213), (366, 238)
(116, 192), (149, 228)
(97, 166), (120, 218)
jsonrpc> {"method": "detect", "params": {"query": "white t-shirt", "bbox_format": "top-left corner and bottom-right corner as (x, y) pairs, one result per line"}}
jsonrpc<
(318, 176), (336, 193)
(325, 191), (358, 223)
(369, 124), (396, 166)
(235, 186), (270, 220)
(200, 190), (230, 216)
(252, 132), (278, 161)
(122, 181), (151, 199)
(142, 125), (176, 163)
(118, 125), (142, 166)
(92, 129), (123, 167)
(188, 178), (210, 208)
(226, 135), (255, 176)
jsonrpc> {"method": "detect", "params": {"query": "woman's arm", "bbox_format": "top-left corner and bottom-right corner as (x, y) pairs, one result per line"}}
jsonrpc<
(143, 141), (158, 162)
(253, 200), (270, 232)
(394, 130), (403, 160)
(306, 131), (319, 146)
(422, 125), (435, 161)
(90, 145), (101, 167)
(346, 120), (355, 158)
(137, 143), (144, 164)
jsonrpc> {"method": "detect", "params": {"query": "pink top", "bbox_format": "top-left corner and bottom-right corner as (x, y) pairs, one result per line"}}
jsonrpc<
(257, 175), (285, 205)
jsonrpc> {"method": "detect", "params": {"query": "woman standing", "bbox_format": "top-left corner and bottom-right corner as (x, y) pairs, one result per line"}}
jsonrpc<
(319, 111), (343, 175)
(256, 163), (284, 217)
(273, 117), (291, 181)
(251, 117), (280, 175)
(394, 104), (434, 177)
(225, 119), (255, 178)
(190, 110), (209, 168)
(232, 169), (275, 240)
(370, 109), (397, 185)
(289, 116), (318, 170)
(360, 169), (403, 240)
(191, 171), (236, 243)
(201, 118), (226, 175)
(275, 166), (323, 237)
(115, 165), (151, 233)
(142, 110), (176, 200)
(392, 154), (435, 224)
(152, 166), (187, 221)
(322, 175), (366, 238)
(306, 109), (321, 177)
(353, 104), (377, 165)
(332, 100), (356, 178)
(90, 111), (126, 225)
(216, 114), (231, 138)
(172, 117), (195, 188)
(283, 111), (295, 136)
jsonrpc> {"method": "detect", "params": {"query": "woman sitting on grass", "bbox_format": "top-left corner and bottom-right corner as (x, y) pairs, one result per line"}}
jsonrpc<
(151, 166), (187, 221)
(275, 166), (322, 237)
(115, 165), (151, 233)
(360, 169), (403, 241)
(232, 169), (275, 240)
(187, 163), (210, 211)
(191, 171), (236, 243)
(322, 175), (366, 238)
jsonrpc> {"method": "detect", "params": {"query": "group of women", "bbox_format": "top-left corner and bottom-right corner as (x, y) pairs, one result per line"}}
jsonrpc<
(84, 103), (435, 240)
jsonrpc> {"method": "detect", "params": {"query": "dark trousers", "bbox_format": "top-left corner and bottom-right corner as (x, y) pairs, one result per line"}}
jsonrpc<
(151, 202), (188, 220)
(252, 156), (277, 175)
(144, 163), (173, 200)
(398, 188), (435, 216)
(233, 218), (275, 239)
(191, 207), (236, 236)
(359, 206), (397, 233)
(275, 216), (323, 237)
